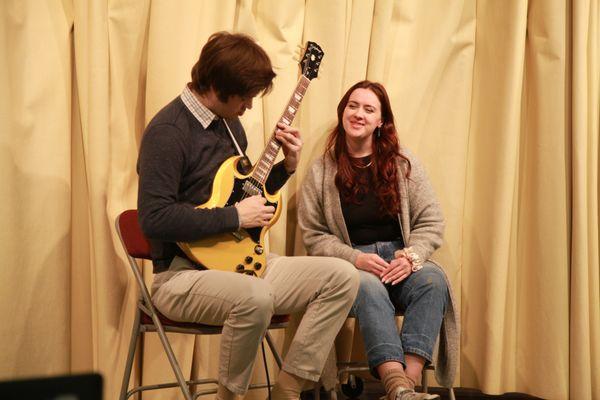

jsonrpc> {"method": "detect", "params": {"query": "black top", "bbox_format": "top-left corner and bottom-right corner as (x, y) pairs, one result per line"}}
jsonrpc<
(340, 156), (403, 246)
(137, 96), (290, 272)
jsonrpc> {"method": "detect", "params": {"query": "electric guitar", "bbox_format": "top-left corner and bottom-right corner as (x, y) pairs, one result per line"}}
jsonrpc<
(178, 42), (324, 276)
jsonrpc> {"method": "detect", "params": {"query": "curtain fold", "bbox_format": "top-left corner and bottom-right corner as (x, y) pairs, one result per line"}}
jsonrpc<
(570, 1), (600, 399)
(1, 1), (598, 399)
(0, 0), (74, 377)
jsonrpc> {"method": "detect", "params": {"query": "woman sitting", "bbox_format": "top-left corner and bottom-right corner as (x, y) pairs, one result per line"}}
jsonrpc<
(298, 80), (458, 400)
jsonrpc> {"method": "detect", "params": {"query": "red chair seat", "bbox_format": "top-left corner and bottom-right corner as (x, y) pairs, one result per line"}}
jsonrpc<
(140, 309), (290, 329)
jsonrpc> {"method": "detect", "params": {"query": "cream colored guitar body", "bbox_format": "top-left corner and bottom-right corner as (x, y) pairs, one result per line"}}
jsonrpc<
(177, 156), (281, 276)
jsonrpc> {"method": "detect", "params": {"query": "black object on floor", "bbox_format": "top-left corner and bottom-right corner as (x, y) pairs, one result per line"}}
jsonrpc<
(0, 373), (102, 400)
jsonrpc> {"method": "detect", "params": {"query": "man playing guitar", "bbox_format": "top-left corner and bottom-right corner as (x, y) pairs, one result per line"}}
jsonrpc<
(137, 32), (359, 400)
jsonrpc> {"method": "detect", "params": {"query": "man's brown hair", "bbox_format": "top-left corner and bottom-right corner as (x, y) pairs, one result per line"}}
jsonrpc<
(191, 32), (276, 102)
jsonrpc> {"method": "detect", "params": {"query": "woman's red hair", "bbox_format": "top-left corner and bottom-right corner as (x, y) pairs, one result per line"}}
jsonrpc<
(325, 80), (411, 216)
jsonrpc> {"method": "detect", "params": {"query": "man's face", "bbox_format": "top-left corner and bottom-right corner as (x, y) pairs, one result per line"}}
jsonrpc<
(217, 94), (255, 118)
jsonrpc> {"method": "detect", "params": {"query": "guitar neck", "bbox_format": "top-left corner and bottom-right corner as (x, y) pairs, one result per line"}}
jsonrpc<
(250, 75), (311, 185)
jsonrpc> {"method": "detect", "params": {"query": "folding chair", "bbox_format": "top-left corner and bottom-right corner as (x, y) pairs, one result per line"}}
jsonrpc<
(116, 209), (289, 400)
(331, 315), (455, 400)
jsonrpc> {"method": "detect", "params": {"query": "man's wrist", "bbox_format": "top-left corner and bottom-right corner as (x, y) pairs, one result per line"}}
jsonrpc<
(233, 204), (242, 229)
(283, 159), (296, 175)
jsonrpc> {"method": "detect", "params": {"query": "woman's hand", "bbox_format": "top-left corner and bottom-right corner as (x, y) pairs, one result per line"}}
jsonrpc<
(380, 257), (412, 285)
(355, 253), (390, 277)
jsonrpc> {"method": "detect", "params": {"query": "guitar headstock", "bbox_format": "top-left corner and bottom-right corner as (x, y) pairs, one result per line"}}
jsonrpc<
(300, 41), (324, 80)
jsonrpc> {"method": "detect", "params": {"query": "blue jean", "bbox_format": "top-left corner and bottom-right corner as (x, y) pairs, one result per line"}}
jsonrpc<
(351, 240), (449, 378)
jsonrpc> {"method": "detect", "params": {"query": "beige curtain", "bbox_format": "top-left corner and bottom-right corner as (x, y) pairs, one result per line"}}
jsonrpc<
(1, 1), (598, 399)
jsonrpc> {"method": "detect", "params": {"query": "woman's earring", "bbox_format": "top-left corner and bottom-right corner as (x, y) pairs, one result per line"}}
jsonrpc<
(376, 126), (381, 138)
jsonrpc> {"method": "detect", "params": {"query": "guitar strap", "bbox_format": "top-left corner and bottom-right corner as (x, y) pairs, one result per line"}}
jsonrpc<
(222, 119), (245, 157)
(222, 119), (253, 174)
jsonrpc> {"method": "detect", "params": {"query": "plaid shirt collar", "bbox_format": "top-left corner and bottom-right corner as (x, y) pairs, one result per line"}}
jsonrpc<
(180, 84), (218, 129)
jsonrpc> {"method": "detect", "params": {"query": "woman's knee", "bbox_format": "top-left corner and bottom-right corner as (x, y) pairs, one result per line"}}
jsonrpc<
(357, 270), (388, 297)
(351, 271), (395, 316)
(411, 264), (449, 300)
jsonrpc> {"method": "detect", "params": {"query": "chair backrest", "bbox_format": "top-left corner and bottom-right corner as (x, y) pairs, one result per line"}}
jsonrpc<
(116, 209), (155, 307)
(116, 209), (152, 260)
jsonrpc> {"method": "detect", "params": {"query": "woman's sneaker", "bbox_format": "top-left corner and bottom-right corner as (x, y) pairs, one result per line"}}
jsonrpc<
(391, 387), (440, 400)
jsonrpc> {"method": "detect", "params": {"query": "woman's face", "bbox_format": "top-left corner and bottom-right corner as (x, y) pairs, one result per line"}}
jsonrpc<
(342, 88), (383, 143)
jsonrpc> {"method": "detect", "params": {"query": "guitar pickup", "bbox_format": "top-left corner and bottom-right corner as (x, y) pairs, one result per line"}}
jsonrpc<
(242, 180), (261, 196)
(231, 231), (244, 242)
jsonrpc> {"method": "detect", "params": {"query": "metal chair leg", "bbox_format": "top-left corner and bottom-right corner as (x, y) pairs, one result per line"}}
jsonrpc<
(421, 369), (428, 393)
(265, 331), (283, 369)
(120, 309), (141, 400)
(313, 382), (321, 400)
(153, 317), (194, 400)
(330, 388), (338, 400)
(448, 387), (456, 400)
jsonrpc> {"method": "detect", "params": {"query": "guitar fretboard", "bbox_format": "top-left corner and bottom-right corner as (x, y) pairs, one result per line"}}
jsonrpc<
(250, 76), (311, 185)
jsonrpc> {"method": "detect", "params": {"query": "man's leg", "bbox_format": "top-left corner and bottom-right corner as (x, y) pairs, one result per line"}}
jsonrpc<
(262, 256), (359, 399)
(152, 262), (274, 396)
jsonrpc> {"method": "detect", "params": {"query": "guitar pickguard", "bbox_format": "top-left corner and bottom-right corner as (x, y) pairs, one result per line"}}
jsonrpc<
(225, 177), (279, 244)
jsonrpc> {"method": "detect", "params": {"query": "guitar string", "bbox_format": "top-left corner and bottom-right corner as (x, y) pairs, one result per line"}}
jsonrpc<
(238, 80), (307, 203)
(232, 74), (313, 206)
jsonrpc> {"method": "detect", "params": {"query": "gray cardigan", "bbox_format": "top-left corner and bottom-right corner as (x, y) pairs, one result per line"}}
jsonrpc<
(298, 148), (459, 388)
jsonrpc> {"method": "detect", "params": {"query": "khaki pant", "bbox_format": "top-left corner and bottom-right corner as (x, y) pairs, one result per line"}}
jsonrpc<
(151, 255), (359, 395)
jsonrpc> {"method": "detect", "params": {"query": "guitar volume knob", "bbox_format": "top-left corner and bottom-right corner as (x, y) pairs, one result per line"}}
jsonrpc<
(245, 256), (253, 264)
(254, 262), (262, 270)
(254, 245), (264, 255)
(236, 264), (245, 272)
